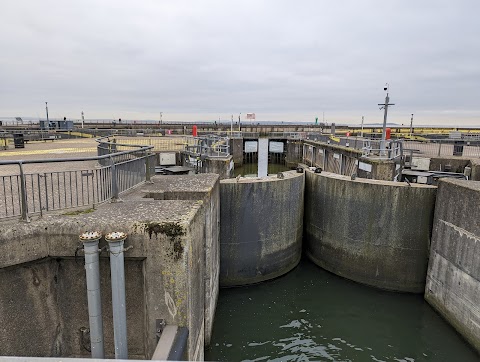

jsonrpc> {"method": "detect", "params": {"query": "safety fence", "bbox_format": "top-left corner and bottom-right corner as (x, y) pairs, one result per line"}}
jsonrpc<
(110, 136), (196, 152)
(184, 135), (230, 158)
(402, 140), (480, 158)
(0, 137), (154, 221)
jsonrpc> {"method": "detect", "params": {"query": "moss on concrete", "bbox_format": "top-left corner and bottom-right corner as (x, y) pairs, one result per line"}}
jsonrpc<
(62, 208), (95, 216)
(134, 221), (186, 261)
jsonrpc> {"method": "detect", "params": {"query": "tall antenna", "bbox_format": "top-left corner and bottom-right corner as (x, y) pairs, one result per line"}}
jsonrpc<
(378, 83), (395, 156)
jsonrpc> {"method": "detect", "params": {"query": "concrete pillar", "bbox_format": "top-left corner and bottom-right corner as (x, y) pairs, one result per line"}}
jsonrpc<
(230, 138), (244, 166)
(202, 156), (233, 179)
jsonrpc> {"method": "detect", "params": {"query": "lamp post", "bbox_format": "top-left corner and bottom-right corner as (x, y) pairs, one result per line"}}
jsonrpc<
(45, 102), (49, 123)
(238, 113), (241, 131)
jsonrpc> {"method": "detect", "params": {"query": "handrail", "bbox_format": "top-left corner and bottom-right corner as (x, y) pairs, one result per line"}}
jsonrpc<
(0, 136), (155, 221)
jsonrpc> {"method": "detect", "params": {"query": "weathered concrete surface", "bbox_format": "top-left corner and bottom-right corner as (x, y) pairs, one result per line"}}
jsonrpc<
(202, 156), (233, 179)
(0, 174), (220, 361)
(425, 179), (480, 352)
(470, 158), (480, 181)
(303, 140), (396, 181)
(285, 140), (303, 168)
(219, 171), (304, 286)
(127, 174), (220, 346)
(229, 138), (244, 166)
(304, 170), (436, 292)
(429, 156), (470, 173)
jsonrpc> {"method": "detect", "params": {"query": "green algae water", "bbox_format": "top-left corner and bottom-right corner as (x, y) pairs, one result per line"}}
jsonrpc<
(234, 163), (290, 177)
(206, 258), (478, 362)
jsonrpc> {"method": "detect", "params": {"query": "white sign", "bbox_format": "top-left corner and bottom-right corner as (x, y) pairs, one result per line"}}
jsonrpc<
(159, 152), (176, 166)
(358, 161), (372, 172)
(244, 141), (258, 153)
(269, 141), (284, 153)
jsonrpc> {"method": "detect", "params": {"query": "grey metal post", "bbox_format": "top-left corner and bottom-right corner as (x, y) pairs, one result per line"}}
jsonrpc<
(145, 151), (152, 183)
(379, 85), (395, 156)
(106, 232), (128, 360)
(79, 231), (105, 359)
(110, 157), (119, 201)
(380, 92), (390, 156)
(410, 114), (414, 137)
(18, 162), (29, 222)
(360, 116), (364, 138)
(438, 141), (442, 157)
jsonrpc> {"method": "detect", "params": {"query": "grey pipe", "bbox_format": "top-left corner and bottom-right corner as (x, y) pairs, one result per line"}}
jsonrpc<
(106, 232), (128, 359)
(79, 231), (105, 359)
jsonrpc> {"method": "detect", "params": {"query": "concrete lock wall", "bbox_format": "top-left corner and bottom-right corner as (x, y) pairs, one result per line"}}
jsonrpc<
(0, 174), (220, 361)
(134, 174), (220, 347)
(202, 156), (233, 180)
(219, 171), (304, 287)
(0, 258), (145, 358)
(229, 138), (244, 166)
(285, 140), (303, 168)
(425, 179), (480, 352)
(304, 170), (437, 292)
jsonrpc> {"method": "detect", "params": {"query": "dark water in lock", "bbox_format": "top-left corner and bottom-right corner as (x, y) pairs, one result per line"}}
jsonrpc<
(234, 138), (291, 177)
(206, 258), (478, 362)
(234, 163), (291, 177)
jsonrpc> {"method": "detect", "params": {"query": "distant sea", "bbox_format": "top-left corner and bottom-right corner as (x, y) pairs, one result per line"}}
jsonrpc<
(0, 117), (479, 129)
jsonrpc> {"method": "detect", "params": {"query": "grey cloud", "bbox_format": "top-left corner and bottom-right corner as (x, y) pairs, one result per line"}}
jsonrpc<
(1, 0), (479, 125)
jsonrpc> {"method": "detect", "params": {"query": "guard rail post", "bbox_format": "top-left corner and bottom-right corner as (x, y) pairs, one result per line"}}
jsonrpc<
(145, 150), (152, 183)
(18, 162), (29, 222)
(110, 156), (119, 201)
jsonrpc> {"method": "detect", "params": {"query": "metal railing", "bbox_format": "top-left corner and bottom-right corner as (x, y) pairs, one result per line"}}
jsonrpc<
(403, 140), (480, 158)
(113, 135), (196, 152)
(361, 140), (403, 160)
(0, 137), (154, 221)
(184, 135), (230, 158)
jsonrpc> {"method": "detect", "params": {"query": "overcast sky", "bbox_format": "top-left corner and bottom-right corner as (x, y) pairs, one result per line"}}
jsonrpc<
(1, 0), (479, 125)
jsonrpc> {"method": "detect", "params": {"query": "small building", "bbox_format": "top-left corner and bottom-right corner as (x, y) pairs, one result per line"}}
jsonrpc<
(39, 119), (74, 130)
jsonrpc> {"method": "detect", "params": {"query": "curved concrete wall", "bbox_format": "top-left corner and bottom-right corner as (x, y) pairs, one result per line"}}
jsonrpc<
(220, 171), (304, 286)
(425, 179), (480, 352)
(304, 171), (436, 293)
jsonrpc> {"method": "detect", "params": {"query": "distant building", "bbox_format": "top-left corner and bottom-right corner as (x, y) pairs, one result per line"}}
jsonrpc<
(39, 119), (74, 130)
